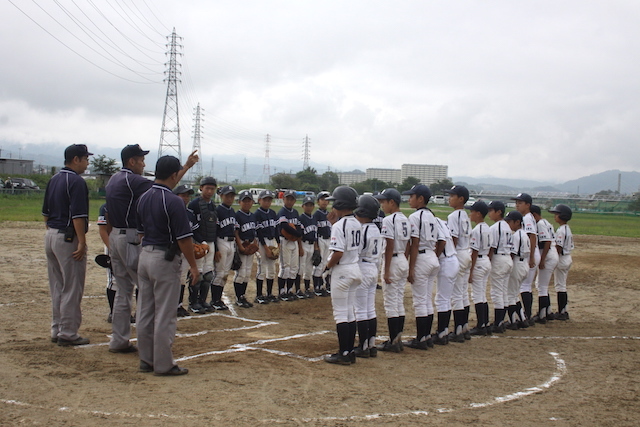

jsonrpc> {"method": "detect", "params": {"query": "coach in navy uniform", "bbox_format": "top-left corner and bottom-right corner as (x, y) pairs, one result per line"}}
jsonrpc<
(42, 144), (92, 346)
(136, 156), (200, 376)
(106, 144), (197, 353)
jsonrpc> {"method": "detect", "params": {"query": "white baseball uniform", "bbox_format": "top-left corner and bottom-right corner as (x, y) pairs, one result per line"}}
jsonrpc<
(381, 212), (411, 319)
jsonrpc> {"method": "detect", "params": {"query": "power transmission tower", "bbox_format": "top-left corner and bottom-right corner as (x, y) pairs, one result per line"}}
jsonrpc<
(302, 134), (310, 169)
(187, 103), (204, 183)
(263, 134), (271, 183)
(158, 28), (183, 160)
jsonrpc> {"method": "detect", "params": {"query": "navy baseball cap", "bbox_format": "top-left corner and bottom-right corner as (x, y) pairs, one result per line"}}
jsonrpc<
(445, 185), (470, 200)
(121, 144), (149, 164)
(465, 200), (489, 217)
(302, 195), (315, 205)
(512, 193), (533, 205)
(374, 188), (402, 205)
(219, 185), (236, 195)
(402, 184), (432, 201)
(64, 144), (93, 162)
(259, 189), (275, 199)
(283, 189), (296, 198)
(530, 205), (542, 215)
(238, 190), (253, 201)
(487, 200), (505, 213)
(155, 156), (182, 179)
(505, 210), (523, 222)
(172, 184), (194, 195)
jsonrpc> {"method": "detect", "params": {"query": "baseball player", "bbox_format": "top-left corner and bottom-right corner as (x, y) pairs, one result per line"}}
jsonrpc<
(374, 188), (410, 353)
(312, 191), (331, 296)
(188, 177), (220, 313)
(211, 185), (239, 310)
(43, 144), (92, 346)
(97, 203), (117, 323)
(323, 186), (362, 365)
(549, 204), (573, 320)
(445, 185), (473, 342)
(233, 190), (257, 308)
(173, 185), (196, 317)
(433, 216), (460, 345)
(402, 184), (439, 350)
(531, 205), (559, 323)
(467, 201), (492, 336)
(353, 195), (383, 358)
(505, 210), (530, 330)
(487, 201), (513, 333)
(136, 156), (199, 376)
(298, 196), (319, 298)
(254, 190), (279, 303)
(277, 190), (303, 301)
(513, 193), (539, 327)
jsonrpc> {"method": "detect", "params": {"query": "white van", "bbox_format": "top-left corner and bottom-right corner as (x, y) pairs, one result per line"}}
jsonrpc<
(248, 188), (267, 203)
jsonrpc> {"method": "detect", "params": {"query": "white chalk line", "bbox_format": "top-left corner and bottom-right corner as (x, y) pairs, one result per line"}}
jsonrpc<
(262, 351), (567, 424)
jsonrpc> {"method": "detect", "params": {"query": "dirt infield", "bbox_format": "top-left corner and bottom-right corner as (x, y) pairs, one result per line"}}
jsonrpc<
(1, 221), (639, 426)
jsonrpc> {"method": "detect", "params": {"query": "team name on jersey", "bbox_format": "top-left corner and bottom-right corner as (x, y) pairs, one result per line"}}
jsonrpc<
(219, 217), (238, 229)
(257, 218), (277, 229)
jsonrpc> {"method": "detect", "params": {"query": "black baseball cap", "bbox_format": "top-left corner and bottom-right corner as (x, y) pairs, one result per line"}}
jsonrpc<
(487, 200), (505, 213)
(173, 184), (194, 195)
(402, 184), (432, 201)
(445, 185), (470, 200)
(64, 144), (93, 162)
(219, 185), (237, 195)
(465, 200), (489, 217)
(505, 211), (523, 222)
(121, 144), (150, 164)
(512, 193), (533, 205)
(283, 189), (296, 198)
(238, 190), (253, 201)
(530, 205), (542, 215)
(155, 156), (182, 179)
(302, 195), (315, 205)
(259, 189), (275, 199)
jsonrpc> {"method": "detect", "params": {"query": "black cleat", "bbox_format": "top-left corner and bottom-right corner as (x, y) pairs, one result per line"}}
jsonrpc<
(324, 353), (352, 365)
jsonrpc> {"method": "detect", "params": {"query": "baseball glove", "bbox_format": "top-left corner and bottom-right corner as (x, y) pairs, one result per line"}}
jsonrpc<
(231, 251), (242, 271)
(280, 222), (301, 241)
(242, 241), (259, 255)
(312, 249), (322, 266)
(94, 254), (111, 269)
(268, 245), (279, 260)
(193, 242), (210, 259)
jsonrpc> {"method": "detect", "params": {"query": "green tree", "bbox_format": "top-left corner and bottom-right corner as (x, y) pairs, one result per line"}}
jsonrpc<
(296, 167), (319, 190)
(352, 179), (391, 194)
(398, 176), (420, 192)
(429, 178), (455, 195)
(629, 194), (640, 212)
(318, 171), (340, 192)
(271, 172), (300, 190)
(91, 155), (119, 176)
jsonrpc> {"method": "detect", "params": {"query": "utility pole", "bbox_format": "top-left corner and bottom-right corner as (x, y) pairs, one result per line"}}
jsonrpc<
(302, 134), (310, 170)
(263, 134), (271, 184)
(187, 103), (204, 184)
(158, 28), (183, 160)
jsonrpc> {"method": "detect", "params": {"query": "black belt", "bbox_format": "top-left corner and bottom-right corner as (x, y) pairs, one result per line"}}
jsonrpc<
(519, 257), (525, 261)
(392, 253), (403, 257)
(494, 253), (509, 256)
(119, 229), (127, 234)
(220, 236), (234, 241)
(418, 249), (427, 254)
(302, 239), (314, 244)
(320, 236), (331, 239)
(149, 244), (171, 251)
(57, 229), (66, 234)
(477, 254), (484, 258)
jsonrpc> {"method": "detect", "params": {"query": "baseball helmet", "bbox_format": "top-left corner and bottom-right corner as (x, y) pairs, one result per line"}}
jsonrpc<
(549, 204), (572, 221)
(374, 188), (402, 206)
(355, 194), (380, 219)
(326, 186), (358, 210)
(200, 176), (217, 187)
(317, 191), (331, 199)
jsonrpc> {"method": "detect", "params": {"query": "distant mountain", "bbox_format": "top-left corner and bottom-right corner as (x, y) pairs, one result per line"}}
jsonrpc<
(452, 176), (562, 194)
(555, 170), (640, 195)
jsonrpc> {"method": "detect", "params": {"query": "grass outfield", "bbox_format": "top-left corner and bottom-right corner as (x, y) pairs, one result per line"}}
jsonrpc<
(1, 194), (638, 238)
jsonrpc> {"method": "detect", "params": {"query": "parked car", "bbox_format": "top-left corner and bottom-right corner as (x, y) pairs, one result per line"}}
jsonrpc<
(433, 195), (447, 204)
(7, 178), (40, 190)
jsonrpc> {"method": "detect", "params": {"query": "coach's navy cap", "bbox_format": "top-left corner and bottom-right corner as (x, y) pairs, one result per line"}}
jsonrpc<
(283, 189), (297, 198)
(155, 156), (182, 178)
(505, 211), (523, 222)
(64, 144), (93, 162)
(374, 188), (402, 205)
(121, 144), (150, 163)
(259, 189), (275, 199)
(487, 200), (505, 213)
(465, 200), (489, 216)
(172, 184), (194, 195)
(402, 184), (432, 201)
(445, 185), (470, 200)
(219, 185), (237, 195)
(512, 193), (533, 204)
(530, 205), (542, 215)
(238, 190), (253, 201)
(302, 195), (315, 205)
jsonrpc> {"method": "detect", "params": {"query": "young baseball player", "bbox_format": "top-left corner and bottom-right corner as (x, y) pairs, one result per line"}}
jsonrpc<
(234, 190), (258, 308)
(374, 188), (410, 353)
(323, 186), (362, 365)
(353, 195), (383, 358)
(445, 185), (472, 342)
(312, 191), (331, 296)
(97, 203), (117, 323)
(298, 196), (319, 298)
(488, 201), (513, 333)
(549, 204), (574, 320)
(505, 210), (530, 330)
(211, 185), (239, 310)
(254, 190), (279, 303)
(467, 201), (492, 336)
(188, 177), (219, 313)
(277, 190), (303, 301)
(402, 185), (439, 350)
(513, 193), (538, 327)
(433, 216), (460, 344)
(173, 184), (197, 317)
(531, 205), (559, 323)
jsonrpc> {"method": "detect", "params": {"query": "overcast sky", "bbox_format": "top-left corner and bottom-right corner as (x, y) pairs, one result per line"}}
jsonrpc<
(1, 1), (639, 182)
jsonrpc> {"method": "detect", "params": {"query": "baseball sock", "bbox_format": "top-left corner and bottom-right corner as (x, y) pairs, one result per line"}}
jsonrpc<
(106, 288), (116, 313)
(243, 282), (249, 298)
(463, 305), (470, 332)
(325, 274), (331, 292)
(287, 278), (295, 294)
(234, 282), (243, 299)
(453, 310), (465, 335)
(538, 296), (546, 319)
(474, 303), (483, 329)
(482, 303), (490, 328)
(399, 316), (405, 334)
(266, 278), (274, 296)
(336, 322), (350, 356)
(507, 305), (515, 323)
(179, 284), (185, 305)
(368, 318), (377, 347)
(199, 280), (209, 304)
(436, 311), (450, 336)
(256, 279), (264, 296)
(212, 285), (223, 303)
(304, 279), (311, 291)
(546, 297), (554, 318)
(387, 317), (398, 343)
(494, 308), (505, 326)
(425, 314), (434, 336)
(348, 321), (357, 352)
(558, 292), (568, 314)
(278, 277), (285, 294)
(294, 275), (301, 292)
(521, 292), (533, 319)
(357, 321), (369, 349)
(416, 316), (429, 341)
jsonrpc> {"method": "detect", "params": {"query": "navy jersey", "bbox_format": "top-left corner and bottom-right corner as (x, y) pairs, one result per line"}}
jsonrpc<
(255, 207), (279, 244)
(313, 208), (331, 239)
(235, 210), (257, 242)
(188, 197), (217, 243)
(42, 167), (89, 231)
(277, 206), (301, 238)
(216, 203), (238, 238)
(299, 213), (318, 244)
(136, 184), (193, 246)
(105, 168), (153, 229)
(97, 203), (108, 226)
(186, 209), (200, 241)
